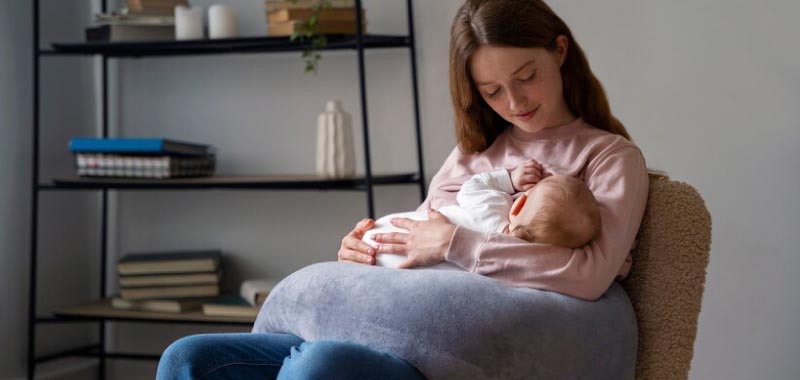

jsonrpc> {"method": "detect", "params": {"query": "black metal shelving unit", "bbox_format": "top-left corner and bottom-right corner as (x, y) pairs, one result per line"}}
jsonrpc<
(28, 1), (426, 379)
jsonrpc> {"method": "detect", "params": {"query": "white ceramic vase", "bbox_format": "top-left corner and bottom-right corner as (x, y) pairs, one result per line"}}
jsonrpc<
(316, 100), (355, 179)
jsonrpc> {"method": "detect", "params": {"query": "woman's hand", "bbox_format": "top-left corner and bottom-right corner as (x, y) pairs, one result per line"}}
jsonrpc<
(337, 218), (377, 265)
(373, 210), (457, 269)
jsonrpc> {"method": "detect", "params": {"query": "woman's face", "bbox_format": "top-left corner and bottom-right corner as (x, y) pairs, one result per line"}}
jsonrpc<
(469, 37), (574, 133)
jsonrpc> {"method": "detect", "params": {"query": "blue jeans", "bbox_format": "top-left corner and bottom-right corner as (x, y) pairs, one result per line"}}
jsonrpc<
(156, 333), (427, 380)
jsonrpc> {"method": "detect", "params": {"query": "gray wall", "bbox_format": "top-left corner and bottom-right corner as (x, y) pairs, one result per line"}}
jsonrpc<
(2, 0), (799, 379)
(549, 2), (800, 378)
(2, 0), (103, 379)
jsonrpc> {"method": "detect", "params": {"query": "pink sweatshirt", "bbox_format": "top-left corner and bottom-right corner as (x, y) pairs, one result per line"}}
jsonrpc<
(418, 118), (648, 301)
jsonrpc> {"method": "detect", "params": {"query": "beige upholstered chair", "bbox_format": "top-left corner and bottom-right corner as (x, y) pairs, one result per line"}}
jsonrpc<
(620, 175), (712, 380)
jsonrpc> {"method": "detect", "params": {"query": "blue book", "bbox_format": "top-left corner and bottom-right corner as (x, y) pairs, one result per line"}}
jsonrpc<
(69, 138), (214, 156)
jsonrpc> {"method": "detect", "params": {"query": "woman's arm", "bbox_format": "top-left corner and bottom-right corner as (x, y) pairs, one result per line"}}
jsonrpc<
(445, 146), (648, 301)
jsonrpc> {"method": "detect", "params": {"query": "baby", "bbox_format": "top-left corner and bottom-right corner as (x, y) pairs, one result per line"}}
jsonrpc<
(363, 160), (601, 270)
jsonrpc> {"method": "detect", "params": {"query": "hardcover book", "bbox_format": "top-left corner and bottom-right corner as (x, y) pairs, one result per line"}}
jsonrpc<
(110, 296), (209, 313)
(267, 8), (364, 24)
(120, 284), (220, 301)
(267, 20), (366, 36)
(202, 296), (260, 318)
(117, 250), (222, 276)
(85, 24), (175, 43)
(265, 0), (356, 12)
(128, 0), (189, 15)
(119, 271), (221, 288)
(69, 138), (214, 157)
(75, 153), (216, 179)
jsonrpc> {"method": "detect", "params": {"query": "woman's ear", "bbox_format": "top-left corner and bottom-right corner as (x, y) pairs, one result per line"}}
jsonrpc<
(556, 35), (569, 67)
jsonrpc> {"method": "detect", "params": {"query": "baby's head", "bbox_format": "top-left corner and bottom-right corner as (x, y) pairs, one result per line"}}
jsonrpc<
(507, 175), (600, 248)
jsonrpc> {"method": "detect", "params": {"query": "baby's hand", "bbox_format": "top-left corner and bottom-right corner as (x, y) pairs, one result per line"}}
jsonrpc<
(510, 160), (543, 192)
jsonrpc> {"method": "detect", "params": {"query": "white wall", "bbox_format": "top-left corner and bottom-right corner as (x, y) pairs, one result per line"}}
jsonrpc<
(3, 0), (799, 379)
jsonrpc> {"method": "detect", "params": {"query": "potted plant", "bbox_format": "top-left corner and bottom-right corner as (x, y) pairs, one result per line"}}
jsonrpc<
(288, 0), (333, 73)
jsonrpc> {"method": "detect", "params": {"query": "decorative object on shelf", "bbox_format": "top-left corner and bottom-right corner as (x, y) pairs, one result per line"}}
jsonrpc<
(266, 0), (366, 73)
(208, 4), (237, 39)
(175, 5), (204, 40)
(316, 100), (355, 179)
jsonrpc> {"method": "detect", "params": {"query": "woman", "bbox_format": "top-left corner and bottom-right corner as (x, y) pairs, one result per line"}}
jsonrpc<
(157, 1), (647, 378)
(343, 0), (647, 302)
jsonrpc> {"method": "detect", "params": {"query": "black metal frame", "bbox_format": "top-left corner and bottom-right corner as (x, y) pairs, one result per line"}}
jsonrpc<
(28, 0), (427, 379)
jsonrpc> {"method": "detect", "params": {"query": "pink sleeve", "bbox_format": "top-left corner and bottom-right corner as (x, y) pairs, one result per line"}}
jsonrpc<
(416, 147), (469, 212)
(443, 146), (649, 301)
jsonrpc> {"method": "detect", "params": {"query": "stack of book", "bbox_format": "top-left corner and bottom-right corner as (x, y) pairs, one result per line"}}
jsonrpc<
(86, 0), (188, 42)
(69, 138), (216, 179)
(112, 250), (222, 313)
(266, 0), (367, 36)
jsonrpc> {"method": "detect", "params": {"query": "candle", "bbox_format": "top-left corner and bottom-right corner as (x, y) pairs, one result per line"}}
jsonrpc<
(208, 5), (237, 39)
(175, 5), (204, 40)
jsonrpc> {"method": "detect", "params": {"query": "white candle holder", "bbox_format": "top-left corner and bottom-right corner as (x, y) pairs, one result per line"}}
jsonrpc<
(175, 5), (204, 40)
(208, 4), (237, 39)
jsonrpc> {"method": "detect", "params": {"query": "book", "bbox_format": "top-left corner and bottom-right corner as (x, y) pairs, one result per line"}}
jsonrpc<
(75, 153), (216, 179)
(267, 8), (364, 24)
(120, 284), (220, 300)
(69, 138), (214, 157)
(265, 0), (356, 12)
(110, 296), (209, 313)
(240, 279), (281, 306)
(95, 13), (175, 26)
(202, 296), (260, 318)
(127, 0), (189, 15)
(85, 24), (175, 43)
(268, 20), (366, 36)
(117, 250), (222, 276)
(119, 271), (221, 288)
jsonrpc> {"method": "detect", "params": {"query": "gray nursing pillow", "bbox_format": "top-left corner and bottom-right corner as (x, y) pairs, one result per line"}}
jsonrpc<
(252, 262), (637, 380)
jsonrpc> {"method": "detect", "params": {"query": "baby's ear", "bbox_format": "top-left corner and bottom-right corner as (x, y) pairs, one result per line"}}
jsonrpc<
(511, 194), (528, 216)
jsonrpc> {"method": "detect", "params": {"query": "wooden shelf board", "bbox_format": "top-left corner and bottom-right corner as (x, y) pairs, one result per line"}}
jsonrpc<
(53, 299), (256, 325)
(42, 34), (411, 58)
(42, 173), (420, 190)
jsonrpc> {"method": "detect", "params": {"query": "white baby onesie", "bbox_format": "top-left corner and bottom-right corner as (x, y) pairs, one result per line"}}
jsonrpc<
(362, 169), (515, 270)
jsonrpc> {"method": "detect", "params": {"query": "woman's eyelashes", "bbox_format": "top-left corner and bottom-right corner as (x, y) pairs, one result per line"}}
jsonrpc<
(484, 71), (536, 99)
(519, 70), (537, 83)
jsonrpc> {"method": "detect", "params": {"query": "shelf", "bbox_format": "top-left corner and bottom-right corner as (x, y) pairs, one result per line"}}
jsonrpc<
(52, 299), (255, 326)
(41, 34), (411, 58)
(40, 173), (420, 190)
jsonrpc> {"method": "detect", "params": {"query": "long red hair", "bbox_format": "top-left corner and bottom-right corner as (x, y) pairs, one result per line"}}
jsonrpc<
(450, 0), (632, 153)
